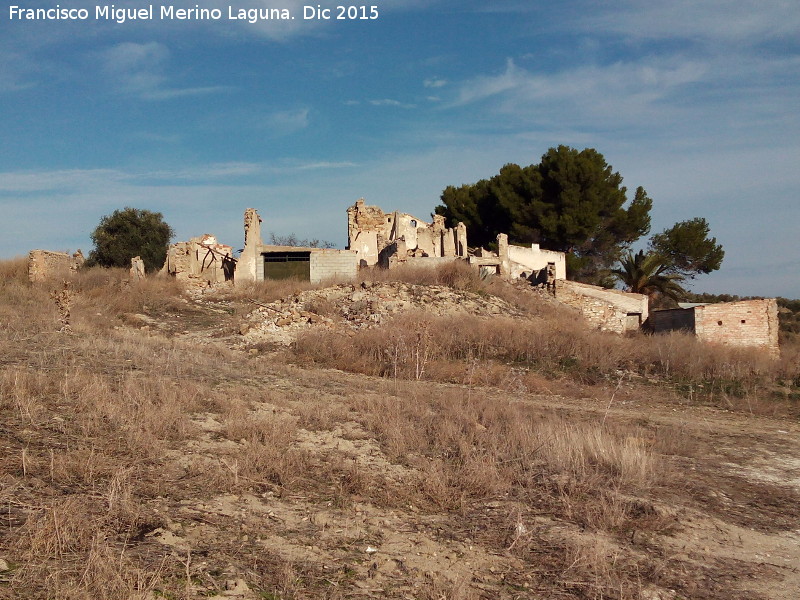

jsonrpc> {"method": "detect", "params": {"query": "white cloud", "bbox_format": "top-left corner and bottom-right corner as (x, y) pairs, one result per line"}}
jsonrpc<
(101, 41), (168, 72)
(0, 169), (130, 193)
(130, 131), (182, 144)
(424, 77), (448, 88)
(0, 49), (38, 93)
(293, 161), (357, 170)
(0, 159), (358, 194)
(369, 98), (417, 108)
(580, 0), (800, 43)
(98, 41), (228, 100)
(265, 108), (311, 134)
(143, 163), (265, 180)
(453, 57), (708, 122)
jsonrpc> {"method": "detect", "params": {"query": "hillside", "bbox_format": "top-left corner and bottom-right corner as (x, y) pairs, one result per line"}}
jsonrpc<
(1, 258), (799, 600)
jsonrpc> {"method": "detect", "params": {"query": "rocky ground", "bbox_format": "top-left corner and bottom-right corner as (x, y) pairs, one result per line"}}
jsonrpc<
(237, 282), (526, 346)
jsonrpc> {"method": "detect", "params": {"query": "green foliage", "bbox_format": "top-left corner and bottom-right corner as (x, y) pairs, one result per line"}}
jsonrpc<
(435, 146), (652, 283)
(86, 207), (174, 273)
(649, 217), (724, 279)
(612, 250), (686, 302)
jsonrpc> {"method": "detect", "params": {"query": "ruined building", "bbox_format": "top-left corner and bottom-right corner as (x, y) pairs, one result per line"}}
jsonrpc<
(647, 299), (780, 356)
(469, 233), (567, 284)
(346, 198), (468, 268)
(237, 208), (359, 284)
(27, 249), (84, 282)
(161, 234), (235, 284)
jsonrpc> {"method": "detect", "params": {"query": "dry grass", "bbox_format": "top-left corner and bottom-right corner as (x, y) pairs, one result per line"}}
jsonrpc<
(344, 386), (662, 529)
(1, 257), (798, 600)
(295, 307), (799, 411)
(358, 260), (487, 292)
(0, 255), (28, 281)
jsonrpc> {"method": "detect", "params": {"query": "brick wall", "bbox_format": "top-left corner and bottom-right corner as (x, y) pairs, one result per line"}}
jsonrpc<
(693, 299), (779, 356)
(310, 250), (359, 283)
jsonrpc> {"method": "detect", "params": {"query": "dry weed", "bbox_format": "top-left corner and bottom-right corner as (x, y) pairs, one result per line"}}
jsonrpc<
(296, 305), (796, 411)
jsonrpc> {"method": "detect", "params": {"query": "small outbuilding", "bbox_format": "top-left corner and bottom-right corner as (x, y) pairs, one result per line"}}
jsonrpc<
(647, 299), (779, 357)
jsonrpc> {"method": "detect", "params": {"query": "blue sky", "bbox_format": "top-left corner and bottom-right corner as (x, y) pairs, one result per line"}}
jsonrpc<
(1, 0), (798, 297)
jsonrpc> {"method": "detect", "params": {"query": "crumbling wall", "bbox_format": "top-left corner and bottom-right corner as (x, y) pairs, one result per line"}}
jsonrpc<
(237, 208), (264, 282)
(507, 243), (566, 281)
(346, 198), (467, 267)
(162, 234), (234, 284)
(129, 256), (146, 282)
(468, 234), (567, 284)
(554, 280), (648, 333)
(28, 250), (84, 282)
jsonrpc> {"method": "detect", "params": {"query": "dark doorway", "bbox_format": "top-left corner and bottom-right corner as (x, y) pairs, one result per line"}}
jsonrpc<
(263, 252), (311, 280)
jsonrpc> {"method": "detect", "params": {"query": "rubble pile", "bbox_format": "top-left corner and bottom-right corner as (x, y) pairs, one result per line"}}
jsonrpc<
(239, 281), (523, 345)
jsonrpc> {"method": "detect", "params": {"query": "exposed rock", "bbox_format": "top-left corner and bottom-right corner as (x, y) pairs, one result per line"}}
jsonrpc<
(130, 256), (146, 282)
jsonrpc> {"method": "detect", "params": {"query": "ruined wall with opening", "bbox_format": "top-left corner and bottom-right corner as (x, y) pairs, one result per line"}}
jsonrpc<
(507, 243), (566, 281)
(650, 299), (779, 356)
(649, 299), (779, 356)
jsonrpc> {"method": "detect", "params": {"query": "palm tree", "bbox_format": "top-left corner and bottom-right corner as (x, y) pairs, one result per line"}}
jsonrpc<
(613, 250), (686, 302)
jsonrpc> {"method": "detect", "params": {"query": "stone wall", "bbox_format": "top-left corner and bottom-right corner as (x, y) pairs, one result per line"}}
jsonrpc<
(554, 280), (648, 333)
(28, 250), (84, 282)
(238, 208), (263, 282)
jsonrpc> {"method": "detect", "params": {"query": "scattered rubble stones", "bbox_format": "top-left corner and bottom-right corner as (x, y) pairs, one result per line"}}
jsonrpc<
(240, 282), (524, 345)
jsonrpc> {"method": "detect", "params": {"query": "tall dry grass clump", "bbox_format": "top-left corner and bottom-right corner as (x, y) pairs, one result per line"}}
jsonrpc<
(359, 260), (488, 293)
(0, 255), (28, 281)
(72, 266), (186, 324)
(295, 305), (796, 407)
(348, 387), (662, 533)
(9, 490), (171, 600)
(0, 257), (58, 338)
(0, 259), (191, 338)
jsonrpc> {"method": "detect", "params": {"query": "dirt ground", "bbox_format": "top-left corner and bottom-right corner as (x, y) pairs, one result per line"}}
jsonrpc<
(1, 281), (798, 600)
(164, 364), (800, 599)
